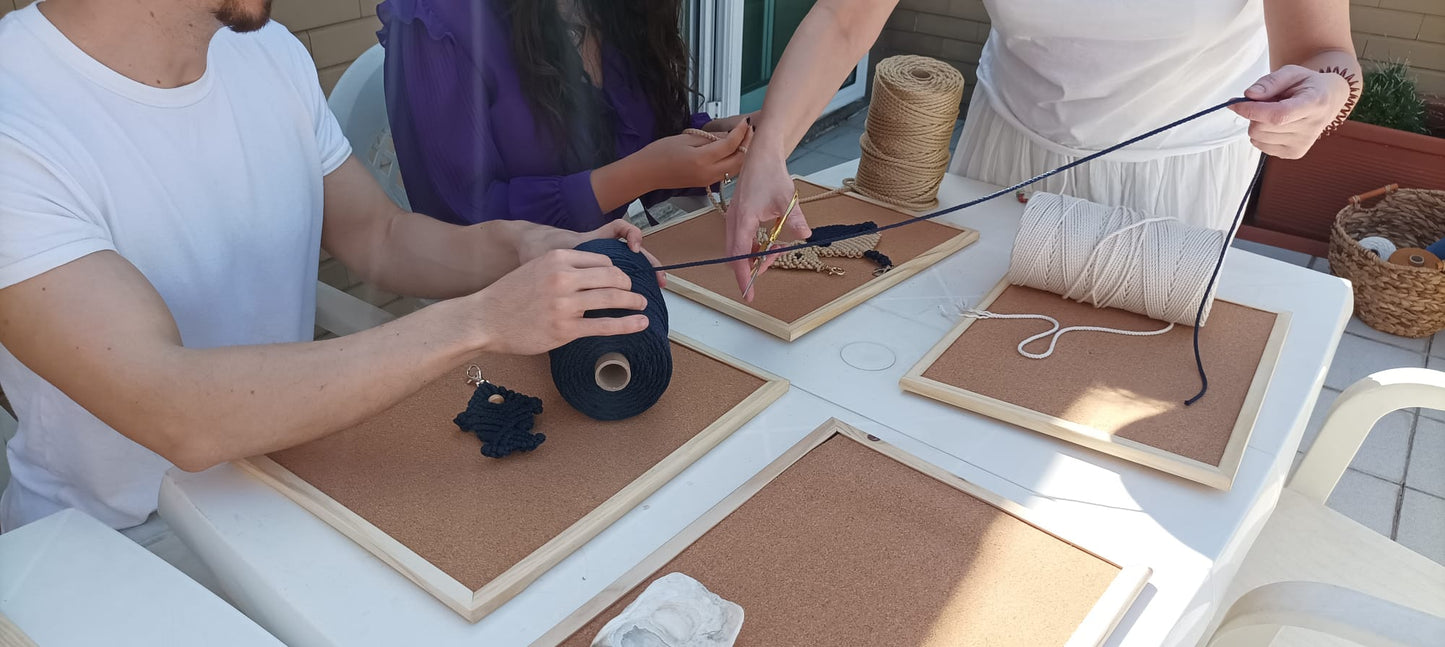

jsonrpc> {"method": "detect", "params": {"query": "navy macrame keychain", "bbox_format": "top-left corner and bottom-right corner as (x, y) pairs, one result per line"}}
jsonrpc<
(453, 365), (545, 459)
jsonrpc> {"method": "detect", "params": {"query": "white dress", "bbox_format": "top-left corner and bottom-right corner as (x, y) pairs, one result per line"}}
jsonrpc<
(948, 0), (1269, 230)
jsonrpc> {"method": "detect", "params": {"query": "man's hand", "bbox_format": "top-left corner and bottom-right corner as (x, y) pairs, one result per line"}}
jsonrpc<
(724, 150), (811, 301)
(469, 249), (649, 356)
(513, 219), (666, 288)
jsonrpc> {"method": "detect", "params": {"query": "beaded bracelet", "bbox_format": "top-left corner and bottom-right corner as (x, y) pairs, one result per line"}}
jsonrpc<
(1318, 66), (1360, 137)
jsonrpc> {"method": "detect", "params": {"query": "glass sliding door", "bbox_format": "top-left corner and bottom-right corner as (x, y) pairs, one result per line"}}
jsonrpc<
(687, 0), (867, 119)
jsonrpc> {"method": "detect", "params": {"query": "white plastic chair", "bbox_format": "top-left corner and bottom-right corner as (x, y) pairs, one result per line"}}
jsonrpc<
(1205, 368), (1445, 647)
(327, 43), (410, 211)
(0, 403), (15, 500)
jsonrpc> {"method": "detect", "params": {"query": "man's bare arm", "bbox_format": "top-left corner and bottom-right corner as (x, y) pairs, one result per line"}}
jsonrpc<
(319, 157), (654, 300)
(0, 248), (645, 471)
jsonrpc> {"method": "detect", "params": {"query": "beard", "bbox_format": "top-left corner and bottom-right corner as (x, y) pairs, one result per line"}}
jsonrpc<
(212, 0), (273, 33)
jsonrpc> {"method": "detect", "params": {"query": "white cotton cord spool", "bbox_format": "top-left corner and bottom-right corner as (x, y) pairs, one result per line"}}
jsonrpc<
(1008, 192), (1227, 325)
(1357, 236), (1398, 259)
(965, 192), (1228, 359)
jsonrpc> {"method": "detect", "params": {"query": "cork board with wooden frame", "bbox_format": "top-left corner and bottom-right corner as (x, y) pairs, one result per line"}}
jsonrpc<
(235, 332), (788, 623)
(537, 418), (1151, 647)
(645, 177), (980, 341)
(901, 280), (1292, 490)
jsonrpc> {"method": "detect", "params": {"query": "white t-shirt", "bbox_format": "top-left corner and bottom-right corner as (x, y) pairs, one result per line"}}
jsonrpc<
(977, 0), (1269, 159)
(0, 4), (351, 530)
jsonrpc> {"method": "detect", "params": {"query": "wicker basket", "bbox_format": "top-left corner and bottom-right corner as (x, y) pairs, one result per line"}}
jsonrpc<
(1328, 185), (1445, 338)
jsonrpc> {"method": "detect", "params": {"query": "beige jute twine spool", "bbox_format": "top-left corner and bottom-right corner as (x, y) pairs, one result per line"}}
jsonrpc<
(854, 55), (964, 211)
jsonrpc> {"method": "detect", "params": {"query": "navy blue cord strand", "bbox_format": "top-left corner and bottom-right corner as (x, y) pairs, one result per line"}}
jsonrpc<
(550, 239), (673, 421)
(1184, 155), (1267, 406)
(648, 96), (1258, 405)
(652, 97), (1253, 273)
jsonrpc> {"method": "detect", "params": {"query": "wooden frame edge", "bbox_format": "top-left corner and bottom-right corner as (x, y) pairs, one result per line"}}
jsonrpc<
(533, 418), (1147, 646)
(0, 610), (39, 647)
(234, 455), (477, 618)
(470, 334), (787, 620)
(663, 275), (794, 340)
(1065, 565), (1153, 647)
(649, 177), (980, 342)
(235, 335), (789, 624)
(1211, 311), (1292, 485)
(899, 279), (1289, 491)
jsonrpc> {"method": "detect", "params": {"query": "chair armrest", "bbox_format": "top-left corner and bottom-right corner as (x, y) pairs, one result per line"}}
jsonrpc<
(315, 281), (395, 337)
(1292, 368), (1445, 504)
(1209, 581), (1445, 647)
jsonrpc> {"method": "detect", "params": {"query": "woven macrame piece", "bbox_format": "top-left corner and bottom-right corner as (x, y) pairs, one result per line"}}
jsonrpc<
(756, 229), (882, 275)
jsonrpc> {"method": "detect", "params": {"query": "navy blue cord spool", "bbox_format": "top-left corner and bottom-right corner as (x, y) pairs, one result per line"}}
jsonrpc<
(548, 239), (673, 421)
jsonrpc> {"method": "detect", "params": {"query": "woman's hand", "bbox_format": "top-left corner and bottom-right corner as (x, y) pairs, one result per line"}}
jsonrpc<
(702, 111), (759, 134)
(1229, 64), (1354, 159)
(514, 219), (666, 288)
(634, 120), (752, 190)
(723, 149), (811, 301)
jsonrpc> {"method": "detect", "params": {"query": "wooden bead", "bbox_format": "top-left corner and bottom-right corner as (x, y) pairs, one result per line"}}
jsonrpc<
(488, 394), (506, 405)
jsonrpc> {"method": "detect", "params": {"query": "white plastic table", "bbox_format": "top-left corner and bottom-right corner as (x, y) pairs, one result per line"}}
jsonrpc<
(159, 165), (1352, 647)
(0, 508), (283, 646)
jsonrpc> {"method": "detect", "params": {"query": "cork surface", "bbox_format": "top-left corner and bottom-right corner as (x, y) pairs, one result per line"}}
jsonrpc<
(561, 435), (1120, 646)
(268, 343), (766, 591)
(922, 285), (1278, 466)
(646, 180), (965, 323)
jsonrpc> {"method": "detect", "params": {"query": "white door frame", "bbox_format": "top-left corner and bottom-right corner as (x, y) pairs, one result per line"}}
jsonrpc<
(689, 0), (866, 120)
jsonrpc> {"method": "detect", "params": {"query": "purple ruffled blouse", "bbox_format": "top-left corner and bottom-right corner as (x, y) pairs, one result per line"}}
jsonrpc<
(376, 0), (709, 230)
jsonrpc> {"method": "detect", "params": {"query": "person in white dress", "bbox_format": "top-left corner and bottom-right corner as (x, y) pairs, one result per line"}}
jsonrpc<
(722, 0), (1358, 297)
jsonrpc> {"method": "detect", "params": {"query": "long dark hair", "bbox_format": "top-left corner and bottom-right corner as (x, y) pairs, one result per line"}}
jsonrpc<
(503, 0), (692, 172)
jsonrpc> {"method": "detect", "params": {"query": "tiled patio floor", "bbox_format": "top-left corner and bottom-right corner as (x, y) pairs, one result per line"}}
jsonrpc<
(791, 111), (1445, 566)
(1235, 238), (1445, 565)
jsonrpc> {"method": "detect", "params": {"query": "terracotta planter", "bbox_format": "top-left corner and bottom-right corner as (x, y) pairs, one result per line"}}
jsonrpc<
(1240, 120), (1445, 257)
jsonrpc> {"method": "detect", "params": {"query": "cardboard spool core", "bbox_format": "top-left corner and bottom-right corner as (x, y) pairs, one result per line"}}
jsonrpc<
(1390, 247), (1442, 269)
(595, 352), (632, 392)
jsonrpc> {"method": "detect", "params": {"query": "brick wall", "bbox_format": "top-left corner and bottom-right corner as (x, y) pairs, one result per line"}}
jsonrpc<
(873, 0), (1445, 107)
(0, 1), (33, 21)
(1351, 0), (1445, 95)
(871, 0), (988, 112)
(273, 0), (385, 95)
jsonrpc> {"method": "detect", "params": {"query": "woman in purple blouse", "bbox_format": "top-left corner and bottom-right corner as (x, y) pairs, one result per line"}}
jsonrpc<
(376, 0), (752, 230)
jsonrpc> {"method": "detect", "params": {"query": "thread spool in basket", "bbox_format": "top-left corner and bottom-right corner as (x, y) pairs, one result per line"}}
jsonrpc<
(549, 239), (672, 421)
(1356, 236), (1398, 259)
(1427, 235), (1445, 260)
(1007, 192), (1228, 326)
(1388, 247), (1443, 270)
(854, 55), (965, 211)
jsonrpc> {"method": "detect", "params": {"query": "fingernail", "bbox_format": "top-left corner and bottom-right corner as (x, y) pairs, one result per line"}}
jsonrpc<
(1248, 84), (1264, 94)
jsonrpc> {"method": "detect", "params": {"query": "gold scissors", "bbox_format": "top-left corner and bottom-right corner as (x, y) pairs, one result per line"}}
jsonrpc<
(743, 190), (800, 297)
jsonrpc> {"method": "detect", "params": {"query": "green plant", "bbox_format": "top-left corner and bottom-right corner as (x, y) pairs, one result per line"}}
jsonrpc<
(1349, 61), (1430, 135)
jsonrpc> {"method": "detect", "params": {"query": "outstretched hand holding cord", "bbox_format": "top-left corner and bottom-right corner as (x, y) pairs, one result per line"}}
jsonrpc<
(717, 0), (1359, 300)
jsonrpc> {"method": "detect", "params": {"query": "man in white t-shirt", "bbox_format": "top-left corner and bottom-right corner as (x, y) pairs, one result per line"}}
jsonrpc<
(0, 0), (658, 534)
